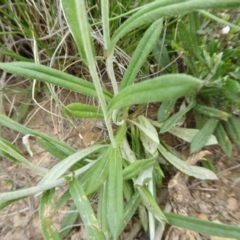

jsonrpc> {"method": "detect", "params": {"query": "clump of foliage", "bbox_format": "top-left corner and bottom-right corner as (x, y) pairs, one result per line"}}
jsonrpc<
(0, 1), (240, 239)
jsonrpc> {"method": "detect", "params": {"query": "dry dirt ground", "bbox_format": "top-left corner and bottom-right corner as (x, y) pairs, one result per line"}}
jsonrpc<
(1, 98), (240, 240)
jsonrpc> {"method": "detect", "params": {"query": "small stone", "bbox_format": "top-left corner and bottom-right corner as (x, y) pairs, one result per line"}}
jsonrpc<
(206, 193), (211, 198)
(198, 203), (211, 214)
(227, 198), (239, 211)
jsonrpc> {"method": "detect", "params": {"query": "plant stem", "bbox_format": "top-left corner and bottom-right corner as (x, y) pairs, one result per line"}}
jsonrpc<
(78, 0), (116, 147)
(101, 0), (119, 95)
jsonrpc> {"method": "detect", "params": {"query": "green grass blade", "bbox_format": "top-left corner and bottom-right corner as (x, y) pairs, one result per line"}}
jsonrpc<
(120, 19), (163, 90)
(190, 118), (219, 153)
(188, 12), (206, 64)
(160, 100), (195, 133)
(108, 74), (201, 112)
(111, 0), (240, 48)
(198, 10), (240, 31)
(107, 148), (124, 240)
(110, 0), (187, 48)
(39, 189), (62, 240)
(165, 212), (240, 239)
(177, 20), (197, 74)
(69, 176), (105, 240)
(0, 62), (112, 101)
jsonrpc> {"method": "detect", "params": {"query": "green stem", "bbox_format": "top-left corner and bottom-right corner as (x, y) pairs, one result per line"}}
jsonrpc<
(101, 0), (119, 95)
(79, 0), (116, 147)
(198, 10), (240, 31)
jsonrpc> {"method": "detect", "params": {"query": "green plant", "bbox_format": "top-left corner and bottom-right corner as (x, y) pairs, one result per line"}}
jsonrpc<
(167, 9), (240, 157)
(1, 1), (240, 240)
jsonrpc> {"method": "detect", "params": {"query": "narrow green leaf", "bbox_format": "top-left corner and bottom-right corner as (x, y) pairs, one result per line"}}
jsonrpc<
(69, 177), (105, 240)
(0, 138), (47, 173)
(0, 62), (112, 101)
(121, 137), (137, 163)
(111, 0), (240, 48)
(120, 19), (163, 90)
(123, 158), (156, 180)
(190, 118), (219, 153)
(225, 115), (240, 146)
(11, 97), (31, 122)
(198, 9), (240, 31)
(137, 186), (167, 223)
(152, 39), (171, 69)
(139, 205), (148, 232)
(120, 191), (142, 233)
(80, 124), (127, 195)
(188, 12), (206, 64)
(107, 148), (124, 240)
(111, 0), (188, 47)
(60, 204), (78, 239)
(0, 191), (26, 210)
(39, 189), (62, 240)
(80, 126), (125, 195)
(55, 191), (71, 211)
(194, 104), (231, 120)
(134, 166), (154, 187)
(97, 183), (111, 239)
(37, 138), (69, 160)
(169, 126), (218, 145)
(38, 144), (106, 186)
(108, 74), (201, 112)
(165, 212), (240, 239)
(160, 100), (195, 133)
(158, 142), (218, 180)
(61, 0), (91, 64)
(177, 19), (202, 73)
(215, 122), (232, 157)
(65, 103), (104, 118)
(201, 157), (217, 174)
(0, 137), (24, 162)
(154, 164), (164, 189)
(0, 162), (95, 202)
(138, 115), (159, 155)
(0, 114), (76, 156)
(80, 146), (111, 195)
(157, 100), (176, 122)
(123, 180), (134, 202)
(130, 118), (159, 145)
(61, 0), (115, 147)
